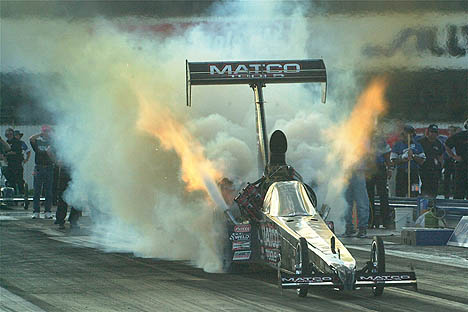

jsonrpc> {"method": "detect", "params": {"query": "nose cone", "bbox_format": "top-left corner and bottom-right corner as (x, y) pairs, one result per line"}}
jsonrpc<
(269, 130), (288, 166)
(335, 265), (356, 291)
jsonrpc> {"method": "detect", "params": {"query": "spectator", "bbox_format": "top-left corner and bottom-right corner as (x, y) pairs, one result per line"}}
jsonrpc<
(445, 119), (468, 199)
(55, 165), (80, 230)
(418, 124), (444, 197)
(0, 136), (11, 181)
(3, 128), (24, 196)
(443, 126), (461, 198)
(14, 130), (31, 165)
(391, 125), (426, 197)
(386, 121), (405, 148)
(344, 168), (370, 238)
(30, 125), (55, 219)
(366, 134), (393, 229)
(13, 130), (30, 200)
(0, 136), (10, 154)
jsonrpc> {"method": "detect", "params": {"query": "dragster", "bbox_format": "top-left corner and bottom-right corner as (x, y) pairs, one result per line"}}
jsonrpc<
(186, 59), (417, 297)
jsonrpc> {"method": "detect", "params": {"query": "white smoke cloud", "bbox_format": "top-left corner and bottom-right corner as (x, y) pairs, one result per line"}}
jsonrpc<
(2, 1), (466, 271)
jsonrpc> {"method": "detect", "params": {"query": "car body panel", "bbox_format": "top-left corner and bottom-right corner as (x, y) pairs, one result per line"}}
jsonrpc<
(259, 181), (355, 274)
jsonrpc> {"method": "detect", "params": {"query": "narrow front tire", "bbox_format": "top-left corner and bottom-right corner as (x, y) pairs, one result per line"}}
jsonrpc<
(371, 236), (385, 296)
(296, 238), (310, 297)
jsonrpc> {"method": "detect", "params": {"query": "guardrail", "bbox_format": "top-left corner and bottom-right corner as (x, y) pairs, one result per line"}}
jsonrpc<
(374, 197), (468, 221)
(0, 196), (46, 209)
(1, 197), (45, 202)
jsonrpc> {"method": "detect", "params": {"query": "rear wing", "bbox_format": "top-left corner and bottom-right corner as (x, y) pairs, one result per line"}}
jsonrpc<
(281, 272), (417, 290)
(186, 59), (327, 106)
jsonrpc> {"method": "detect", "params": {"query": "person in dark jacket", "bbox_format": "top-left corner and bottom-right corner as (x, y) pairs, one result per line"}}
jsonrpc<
(13, 130), (31, 201)
(3, 128), (24, 196)
(30, 126), (55, 219)
(0, 136), (11, 182)
(443, 126), (460, 198)
(418, 124), (444, 197)
(445, 119), (468, 199)
(55, 165), (81, 229)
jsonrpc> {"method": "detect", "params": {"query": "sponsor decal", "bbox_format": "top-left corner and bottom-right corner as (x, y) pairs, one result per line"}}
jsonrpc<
(232, 241), (251, 251)
(364, 24), (468, 58)
(232, 250), (251, 261)
(282, 276), (333, 284)
(209, 63), (300, 79)
(260, 223), (280, 248)
(229, 232), (250, 241)
(234, 224), (251, 233)
(264, 248), (280, 264)
(357, 275), (412, 282)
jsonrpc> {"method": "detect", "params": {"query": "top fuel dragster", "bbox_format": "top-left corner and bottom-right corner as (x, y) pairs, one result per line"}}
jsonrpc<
(186, 59), (417, 297)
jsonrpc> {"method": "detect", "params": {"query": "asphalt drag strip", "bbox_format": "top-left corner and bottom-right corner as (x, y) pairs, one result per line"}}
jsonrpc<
(1, 217), (468, 312)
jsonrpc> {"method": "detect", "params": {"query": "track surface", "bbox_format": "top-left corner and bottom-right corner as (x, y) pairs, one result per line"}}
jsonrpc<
(1, 216), (467, 312)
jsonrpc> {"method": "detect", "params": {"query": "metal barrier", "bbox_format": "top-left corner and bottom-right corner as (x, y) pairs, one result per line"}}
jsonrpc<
(1, 196), (45, 210)
(373, 197), (468, 221)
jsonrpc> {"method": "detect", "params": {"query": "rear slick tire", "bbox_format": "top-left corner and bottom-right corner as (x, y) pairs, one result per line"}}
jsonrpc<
(371, 236), (385, 296)
(296, 238), (310, 298)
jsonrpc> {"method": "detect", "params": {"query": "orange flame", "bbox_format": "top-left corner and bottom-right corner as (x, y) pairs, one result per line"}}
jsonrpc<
(136, 94), (223, 193)
(328, 76), (389, 178)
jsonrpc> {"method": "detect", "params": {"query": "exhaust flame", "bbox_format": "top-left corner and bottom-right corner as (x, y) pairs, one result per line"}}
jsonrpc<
(136, 94), (224, 197)
(328, 76), (389, 184)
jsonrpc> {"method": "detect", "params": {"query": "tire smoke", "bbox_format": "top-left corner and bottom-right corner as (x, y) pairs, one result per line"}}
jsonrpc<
(1, 1), (465, 270)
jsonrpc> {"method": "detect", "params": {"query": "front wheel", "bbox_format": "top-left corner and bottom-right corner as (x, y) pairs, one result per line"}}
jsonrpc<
(371, 236), (385, 296)
(296, 238), (310, 297)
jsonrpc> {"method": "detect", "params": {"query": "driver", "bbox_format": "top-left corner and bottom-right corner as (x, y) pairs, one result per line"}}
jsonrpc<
(263, 130), (301, 192)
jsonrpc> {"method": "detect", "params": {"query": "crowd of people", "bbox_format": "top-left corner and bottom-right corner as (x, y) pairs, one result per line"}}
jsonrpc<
(345, 119), (468, 237)
(0, 125), (80, 229)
